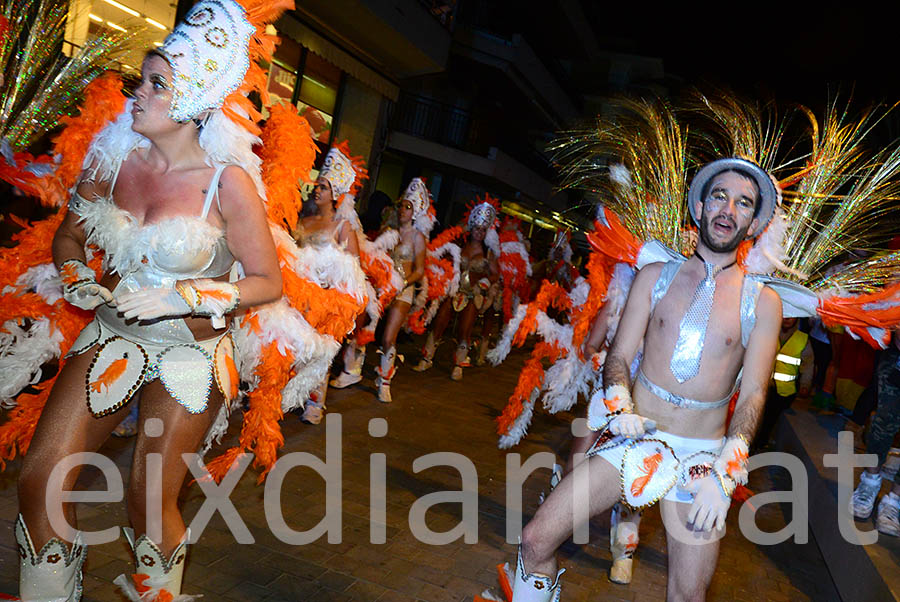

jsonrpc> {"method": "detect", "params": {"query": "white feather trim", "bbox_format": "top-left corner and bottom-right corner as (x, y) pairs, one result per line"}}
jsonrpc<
(569, 276), (590, 308)
(75, 197), (223, 277)
(744, 207), (798, 276)
(15, 263), (63, 304)
(542, 354), (594, 415)
(0, 318), (64, 406)
(498, 389), (539, 449)
(80, 102), (149, 184)
(368, 229), (400, 253)
(199, 107), (266, 200)
(487, 303), (527, 366)
(414, 211), (436, 237)
(609, 163), (632, 190)
(484, 228), (500, 256)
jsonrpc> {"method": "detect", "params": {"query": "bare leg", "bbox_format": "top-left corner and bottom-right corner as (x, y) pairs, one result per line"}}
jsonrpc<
(660, 500), (722, 602)
(457, 301), (478, 346)
(377, 300), (412, 402)
(126, 380), (224, 556)
(430, 298), (453, 342)
(18, 346), (127, 549)
(520, 454), (622, 576)
(382, 299), (412, 350)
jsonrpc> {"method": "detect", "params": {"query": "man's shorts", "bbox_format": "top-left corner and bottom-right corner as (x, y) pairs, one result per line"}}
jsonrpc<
(587, 428), (725, 507)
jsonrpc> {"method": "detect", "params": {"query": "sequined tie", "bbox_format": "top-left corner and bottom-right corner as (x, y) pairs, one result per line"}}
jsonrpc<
(670, 258), (725, 383)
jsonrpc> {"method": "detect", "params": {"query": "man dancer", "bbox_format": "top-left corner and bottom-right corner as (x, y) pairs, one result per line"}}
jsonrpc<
(511, 158), (782, 601)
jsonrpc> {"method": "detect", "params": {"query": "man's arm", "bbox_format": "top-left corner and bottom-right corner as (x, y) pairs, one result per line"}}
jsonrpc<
(603, 262), (660, 391)
(728, 286), (782, 439)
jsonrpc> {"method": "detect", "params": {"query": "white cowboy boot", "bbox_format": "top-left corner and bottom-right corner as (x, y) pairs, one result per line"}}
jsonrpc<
(331, 343), (364, 388)
(376, 346), (397, 403)
(510, 547), (564, 602)
(16, 514), (86, 602)
(451, 342), (468, 381)
(301, 380), (328, 425)
(412, 332), (438, 372)
(115, 528), (192, 601)
(609, 502), (641, 584)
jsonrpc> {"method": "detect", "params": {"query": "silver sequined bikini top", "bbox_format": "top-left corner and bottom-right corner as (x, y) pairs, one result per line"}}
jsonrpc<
(70, 163), (235, 280)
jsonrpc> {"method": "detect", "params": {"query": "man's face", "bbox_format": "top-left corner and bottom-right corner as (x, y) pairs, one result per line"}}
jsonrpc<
(695, 171), (760, 253)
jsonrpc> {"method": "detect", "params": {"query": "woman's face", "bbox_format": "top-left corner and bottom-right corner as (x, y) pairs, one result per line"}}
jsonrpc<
(398, 199), (414, 224)
(313, 177), (334, 209)
(131, 54), (182, 136)
(471, 225), (487, 242)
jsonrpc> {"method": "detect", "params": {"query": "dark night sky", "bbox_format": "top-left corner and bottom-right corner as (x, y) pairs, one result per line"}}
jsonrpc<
(583, 2), (896, 111)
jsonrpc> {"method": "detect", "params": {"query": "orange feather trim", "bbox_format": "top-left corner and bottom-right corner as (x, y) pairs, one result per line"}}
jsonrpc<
(496, 342), (567, 436)
(818, 281), (900, 347)
(512, 281), (571, 348)
(360, 250), (398, 310)
(589, 210), (643, 265)
(429, 226), (465, 250)
(219, 0), (294, 135)
(355, 328), (375, 346)
(258, 102), (318, 230)
(205, 341), (293, 483)
(569, 249), (614, 354)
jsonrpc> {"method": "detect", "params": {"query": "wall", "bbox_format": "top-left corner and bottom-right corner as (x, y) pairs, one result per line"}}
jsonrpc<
(334, 77), (383, 169)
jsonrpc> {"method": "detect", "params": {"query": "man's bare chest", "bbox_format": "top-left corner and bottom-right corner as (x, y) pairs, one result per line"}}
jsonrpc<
(647, 274), (745, 358)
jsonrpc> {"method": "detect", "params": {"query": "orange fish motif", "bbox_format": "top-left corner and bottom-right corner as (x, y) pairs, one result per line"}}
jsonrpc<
(726, 447), (749, 479)
(197, 286), (234, 303)
(90, 355), (128, 393)
(604, 395), (621, 412)
(60, 262), (80, 286)
(224, 353), (239, 400)
(630, 452), (663, 497)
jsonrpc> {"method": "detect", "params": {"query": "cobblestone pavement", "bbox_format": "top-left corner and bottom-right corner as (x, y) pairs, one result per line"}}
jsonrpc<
(0, 339), (840, 601)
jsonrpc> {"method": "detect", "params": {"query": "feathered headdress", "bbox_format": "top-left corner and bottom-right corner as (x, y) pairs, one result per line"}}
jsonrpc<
(400, 177), (437, 235)
(319, 140), (368, 223)
(464, 193), (501, 255)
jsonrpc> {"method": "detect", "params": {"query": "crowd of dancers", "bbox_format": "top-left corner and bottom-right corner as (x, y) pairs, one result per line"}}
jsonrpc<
(5, 0), (900, 600)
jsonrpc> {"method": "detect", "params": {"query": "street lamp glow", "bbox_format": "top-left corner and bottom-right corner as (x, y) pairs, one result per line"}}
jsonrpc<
(145, 17), (167, 30)
(102, 0), (140, 18)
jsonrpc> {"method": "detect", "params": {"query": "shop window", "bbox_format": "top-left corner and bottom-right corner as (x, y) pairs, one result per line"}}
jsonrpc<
(266, 37), (301, 107)
(296, 52), (341, 144)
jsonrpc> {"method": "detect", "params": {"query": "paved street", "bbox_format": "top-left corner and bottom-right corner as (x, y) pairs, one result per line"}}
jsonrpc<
(0, 338), (840, 601)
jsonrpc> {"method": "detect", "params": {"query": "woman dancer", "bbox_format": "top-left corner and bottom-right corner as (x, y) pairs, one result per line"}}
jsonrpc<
(11, 0), (290, 598)
(373, 178), (431, 401)
(296, 143), (363, 424)
(413, 196), (499, 380)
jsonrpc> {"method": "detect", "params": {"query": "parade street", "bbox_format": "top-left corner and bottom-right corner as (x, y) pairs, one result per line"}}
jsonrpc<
(0, 340), (840, 601)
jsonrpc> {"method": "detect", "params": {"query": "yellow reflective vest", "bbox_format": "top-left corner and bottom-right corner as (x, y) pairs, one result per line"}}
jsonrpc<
(773, 330), (809, 397)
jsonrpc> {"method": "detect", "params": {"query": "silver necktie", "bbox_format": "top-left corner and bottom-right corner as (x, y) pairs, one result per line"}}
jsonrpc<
(670, 259), (724, 383)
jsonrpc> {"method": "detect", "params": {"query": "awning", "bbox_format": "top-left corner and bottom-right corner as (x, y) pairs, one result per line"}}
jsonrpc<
(276, 15), (400, 101)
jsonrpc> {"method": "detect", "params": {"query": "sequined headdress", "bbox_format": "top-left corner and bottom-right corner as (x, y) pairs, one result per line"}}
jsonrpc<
(464, 193), (501, 254)
(401, 177), (436, 235)
(320, 141), (368, 222)
(159, 0), (254, 123)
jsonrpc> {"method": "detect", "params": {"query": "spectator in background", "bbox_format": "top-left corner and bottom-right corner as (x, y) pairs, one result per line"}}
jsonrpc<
(754, 316), (813, 449)
(850, 330), (900, 536)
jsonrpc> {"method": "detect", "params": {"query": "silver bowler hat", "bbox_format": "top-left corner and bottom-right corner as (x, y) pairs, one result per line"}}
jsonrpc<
(687, 157), (779, 235)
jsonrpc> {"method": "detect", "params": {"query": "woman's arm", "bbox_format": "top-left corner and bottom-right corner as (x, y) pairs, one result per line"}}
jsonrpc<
(52, 179), (96, 267)
(338, 220), (360, 257)
(217, 166), (282, 308)
(405, 231), (427, 285)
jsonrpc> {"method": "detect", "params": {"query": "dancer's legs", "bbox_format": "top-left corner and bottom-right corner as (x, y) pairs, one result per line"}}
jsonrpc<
(126, 380), (224, 556)
(520, 454), (622, 576)
(660, 500), (721, 602)
(18, 346), (125, 549)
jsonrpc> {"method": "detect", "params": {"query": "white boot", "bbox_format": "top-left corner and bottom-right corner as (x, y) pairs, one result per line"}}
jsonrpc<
(16, 514), (86, 602)
(412, 333), (438, 372)
(510, 547), (564, 602)
(115, 528), (193, 601)
(451, 342), (468, 381)
(331, 344), (364, 388)
(609, 503), (641, 584)
(376, 346), (397, 403)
